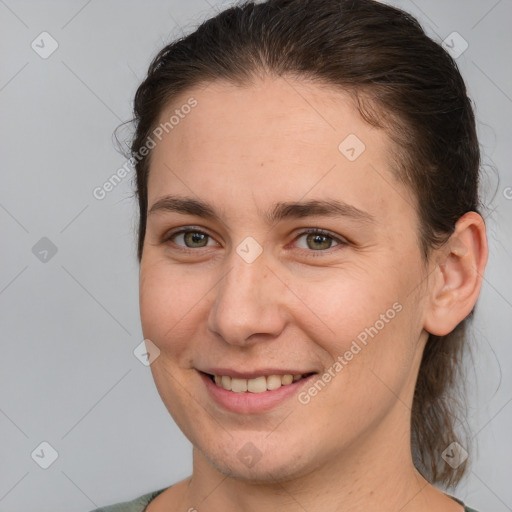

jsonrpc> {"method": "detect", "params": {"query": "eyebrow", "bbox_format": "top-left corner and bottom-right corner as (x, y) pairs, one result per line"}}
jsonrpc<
(148, 195), (375, 225)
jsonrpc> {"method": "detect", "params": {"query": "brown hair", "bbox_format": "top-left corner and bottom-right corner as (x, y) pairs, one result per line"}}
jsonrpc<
(128, 0), (482, 488)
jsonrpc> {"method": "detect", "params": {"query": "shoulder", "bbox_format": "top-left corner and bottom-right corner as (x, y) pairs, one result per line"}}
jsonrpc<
(446, 493), (481, 512)
(88, 487), (170, 512)
(444, 494), (482, 512)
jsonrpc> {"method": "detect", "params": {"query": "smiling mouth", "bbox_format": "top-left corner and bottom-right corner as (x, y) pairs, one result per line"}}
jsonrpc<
(202, 372), (315, 393)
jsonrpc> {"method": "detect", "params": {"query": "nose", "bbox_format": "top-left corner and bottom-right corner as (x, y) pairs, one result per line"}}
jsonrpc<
(207, 248), (288, 347)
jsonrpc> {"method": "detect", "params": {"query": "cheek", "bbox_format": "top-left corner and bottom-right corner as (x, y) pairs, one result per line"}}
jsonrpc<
(293, 268), (402, 347)
(139, 260), (208, 353)
(292, 264), (418, 396)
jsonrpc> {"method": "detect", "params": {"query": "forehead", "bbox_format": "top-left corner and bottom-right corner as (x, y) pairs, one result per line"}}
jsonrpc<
(154, 77), (385, 157)
(147, 77), (416, 225)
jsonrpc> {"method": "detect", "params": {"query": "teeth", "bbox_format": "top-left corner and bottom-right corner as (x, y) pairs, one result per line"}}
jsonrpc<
(266, 375), (282, 390)
(247, 376), (267, 393)
(221, 375), (232, 390)
(212, 373), (305, 393)
(282, 374), (293, 385)
(231, 377), (248, 392)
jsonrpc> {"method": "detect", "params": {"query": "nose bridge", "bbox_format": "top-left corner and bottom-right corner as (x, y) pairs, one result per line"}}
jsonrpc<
(208, 247), (285, 345)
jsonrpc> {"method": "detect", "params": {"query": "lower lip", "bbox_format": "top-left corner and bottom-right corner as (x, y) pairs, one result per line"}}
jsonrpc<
(199, 371), (316, 414)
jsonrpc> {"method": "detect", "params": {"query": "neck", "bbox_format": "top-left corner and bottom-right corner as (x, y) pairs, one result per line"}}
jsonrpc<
(179, 403), (453, 512)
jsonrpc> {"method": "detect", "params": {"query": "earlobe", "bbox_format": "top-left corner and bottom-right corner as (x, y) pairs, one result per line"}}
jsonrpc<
(423, 212), (488, 337)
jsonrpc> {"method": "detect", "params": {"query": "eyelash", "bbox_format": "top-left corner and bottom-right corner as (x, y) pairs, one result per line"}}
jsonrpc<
(163, 227), (347, 256)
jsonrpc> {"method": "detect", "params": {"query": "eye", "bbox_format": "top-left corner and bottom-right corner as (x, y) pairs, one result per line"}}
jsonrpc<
(293, 228), (345, 252)
(166, 229), (217, 249)
(163, 227), (347, 254)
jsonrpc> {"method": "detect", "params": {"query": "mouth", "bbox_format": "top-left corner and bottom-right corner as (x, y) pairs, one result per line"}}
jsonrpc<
(200, 371), (316, 393)
(198, 369), (319, 414)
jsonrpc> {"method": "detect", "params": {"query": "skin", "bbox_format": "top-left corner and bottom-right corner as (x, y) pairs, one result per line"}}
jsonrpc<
(139, 77), (488, 512)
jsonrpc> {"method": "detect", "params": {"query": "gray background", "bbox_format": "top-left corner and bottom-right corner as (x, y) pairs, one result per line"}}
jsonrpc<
(0, 0), (510, 510)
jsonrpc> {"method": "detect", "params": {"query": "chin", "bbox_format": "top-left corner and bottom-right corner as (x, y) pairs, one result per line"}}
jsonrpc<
(196, 432), (316, 484)
(210, 454), (309, 484)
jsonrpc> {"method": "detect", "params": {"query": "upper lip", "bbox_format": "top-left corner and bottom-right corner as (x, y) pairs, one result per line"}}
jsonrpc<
(199, 368), (317, 379)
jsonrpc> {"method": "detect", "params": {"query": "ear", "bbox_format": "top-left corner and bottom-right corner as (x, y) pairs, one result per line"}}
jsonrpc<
(423, 211), (488, 337)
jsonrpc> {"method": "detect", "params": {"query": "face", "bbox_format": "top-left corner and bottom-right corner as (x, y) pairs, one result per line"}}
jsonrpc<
(139, 77), (432, 482)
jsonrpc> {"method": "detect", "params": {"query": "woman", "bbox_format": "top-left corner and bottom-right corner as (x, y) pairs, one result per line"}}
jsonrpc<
(92, 0), (488, 510)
